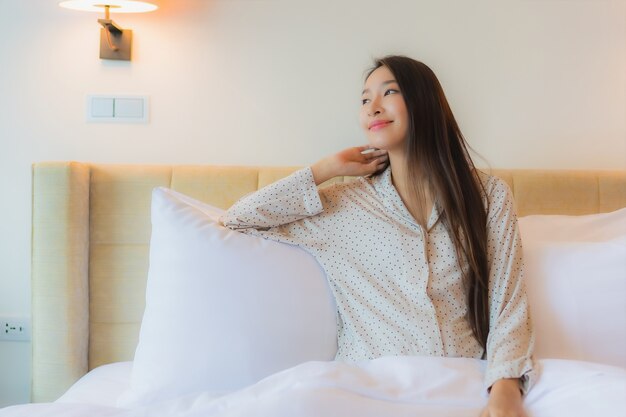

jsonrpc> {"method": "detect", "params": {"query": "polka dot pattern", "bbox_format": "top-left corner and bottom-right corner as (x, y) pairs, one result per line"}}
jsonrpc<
(221, 166), (537, 394)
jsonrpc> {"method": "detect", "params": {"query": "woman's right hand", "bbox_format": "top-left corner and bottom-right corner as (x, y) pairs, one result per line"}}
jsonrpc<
(311, 146), (389, 185)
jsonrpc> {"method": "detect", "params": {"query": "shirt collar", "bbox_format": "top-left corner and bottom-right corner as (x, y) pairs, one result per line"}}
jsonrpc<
(370, 166), (442, 231)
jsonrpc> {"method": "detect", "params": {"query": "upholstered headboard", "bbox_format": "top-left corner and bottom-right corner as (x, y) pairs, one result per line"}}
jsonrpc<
(30, 162), (626, 402)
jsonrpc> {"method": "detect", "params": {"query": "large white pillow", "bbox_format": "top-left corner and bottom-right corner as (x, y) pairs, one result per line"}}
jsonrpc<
(118, 187), (337, 407)
(518, 208), (626, 368)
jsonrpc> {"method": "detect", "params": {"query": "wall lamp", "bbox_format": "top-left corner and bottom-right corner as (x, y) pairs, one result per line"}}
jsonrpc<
(59, 1), (158, 61)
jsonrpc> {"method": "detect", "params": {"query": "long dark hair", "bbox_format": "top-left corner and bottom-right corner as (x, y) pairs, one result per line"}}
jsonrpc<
(367, 56), (490, 353)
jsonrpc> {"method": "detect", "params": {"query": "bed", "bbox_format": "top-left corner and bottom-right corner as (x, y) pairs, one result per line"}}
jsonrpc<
(2, 162), (625, 416)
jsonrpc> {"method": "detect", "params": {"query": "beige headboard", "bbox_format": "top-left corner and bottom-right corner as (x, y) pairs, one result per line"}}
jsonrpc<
(31, 162), (626, 402)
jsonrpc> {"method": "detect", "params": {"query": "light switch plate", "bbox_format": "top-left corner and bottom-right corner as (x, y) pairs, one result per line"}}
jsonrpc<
(87, 95), (149, 123)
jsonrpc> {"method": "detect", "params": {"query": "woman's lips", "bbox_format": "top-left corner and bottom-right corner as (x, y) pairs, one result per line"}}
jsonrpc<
(369, 120), (392, 131)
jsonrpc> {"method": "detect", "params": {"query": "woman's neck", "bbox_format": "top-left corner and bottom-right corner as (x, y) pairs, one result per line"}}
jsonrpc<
(388, 152), (433, 227)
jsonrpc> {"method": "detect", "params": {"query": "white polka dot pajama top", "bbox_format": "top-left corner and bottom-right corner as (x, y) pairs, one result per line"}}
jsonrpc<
(220, 166), (538, 394)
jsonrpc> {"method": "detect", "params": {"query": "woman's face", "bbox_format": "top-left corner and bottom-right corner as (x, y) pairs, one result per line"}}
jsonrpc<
(359, 65), (409, 153)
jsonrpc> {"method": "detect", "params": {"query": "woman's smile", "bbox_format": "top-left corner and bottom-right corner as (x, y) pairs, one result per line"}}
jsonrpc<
(368, 120), (393, 131)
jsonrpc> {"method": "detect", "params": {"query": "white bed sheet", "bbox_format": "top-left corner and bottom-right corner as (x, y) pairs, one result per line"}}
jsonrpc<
(1, 357), (625, 417)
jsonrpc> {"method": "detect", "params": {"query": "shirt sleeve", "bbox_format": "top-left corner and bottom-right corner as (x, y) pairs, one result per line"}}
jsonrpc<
(483, 177), (539, 396)
(219, 166), (329, 253)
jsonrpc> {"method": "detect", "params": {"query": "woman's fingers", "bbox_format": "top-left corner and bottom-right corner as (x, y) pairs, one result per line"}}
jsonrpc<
(375, 161), (389, 173)
(361, 149), (388, 161)
(371, 156), (389, 168)
(363, 156), (388, 175)
(333, 146), (388, 177)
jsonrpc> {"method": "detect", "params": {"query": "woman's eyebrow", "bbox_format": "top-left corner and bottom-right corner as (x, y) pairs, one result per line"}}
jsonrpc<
(361, 80), (398, 95)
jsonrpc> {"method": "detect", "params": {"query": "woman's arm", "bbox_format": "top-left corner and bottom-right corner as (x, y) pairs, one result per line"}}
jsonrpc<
(220, 166), (324, 230)
(221, 146), (388, 230)
(311, 146), (388, 185)
(479, 176), (537, 415)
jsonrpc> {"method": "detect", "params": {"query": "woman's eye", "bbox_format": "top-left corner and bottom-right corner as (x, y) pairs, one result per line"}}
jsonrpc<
(361, 98), (370, 105)
(384, 89), (399, 96)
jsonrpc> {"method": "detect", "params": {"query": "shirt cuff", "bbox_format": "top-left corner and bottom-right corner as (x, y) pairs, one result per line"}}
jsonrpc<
(484, 357), (539, 397)
(300, 166), (324, 215)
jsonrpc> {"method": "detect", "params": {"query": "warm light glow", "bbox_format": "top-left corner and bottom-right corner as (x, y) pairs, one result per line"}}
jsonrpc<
(58, 0), (158, 13)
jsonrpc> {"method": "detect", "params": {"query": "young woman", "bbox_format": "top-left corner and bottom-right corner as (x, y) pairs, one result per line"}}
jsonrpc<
(221, 55), (537, 417)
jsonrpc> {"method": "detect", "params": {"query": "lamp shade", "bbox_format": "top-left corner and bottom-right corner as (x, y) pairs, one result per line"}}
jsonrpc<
(58, 1), (158, 13)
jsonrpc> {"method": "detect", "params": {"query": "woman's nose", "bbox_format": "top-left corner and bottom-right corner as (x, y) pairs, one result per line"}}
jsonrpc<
(368, 101), (382, 117)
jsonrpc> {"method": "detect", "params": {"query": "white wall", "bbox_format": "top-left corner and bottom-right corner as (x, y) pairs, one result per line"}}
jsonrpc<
(0, 0), (624, 407)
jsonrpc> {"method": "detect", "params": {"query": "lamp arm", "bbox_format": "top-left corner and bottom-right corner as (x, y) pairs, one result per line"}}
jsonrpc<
(103, 24), (119, 51)
(98, 19), (123, 34)
(97, 4), (122, 51)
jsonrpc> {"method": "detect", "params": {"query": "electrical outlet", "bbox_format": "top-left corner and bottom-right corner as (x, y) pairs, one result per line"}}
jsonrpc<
(0, 317), (31, 342)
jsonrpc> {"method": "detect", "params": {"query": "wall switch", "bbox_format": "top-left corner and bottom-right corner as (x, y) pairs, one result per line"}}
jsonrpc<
(114, 98), (144, 118)
(87, 95), (149, 123)
(0, 317), (31, 342)
(90, 97), (115, 118)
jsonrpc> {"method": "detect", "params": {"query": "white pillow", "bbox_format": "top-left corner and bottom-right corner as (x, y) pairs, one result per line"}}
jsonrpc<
(518, 208), (626, 368)
(118, 187), (337, 407)
(56, 362), (132, 407)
